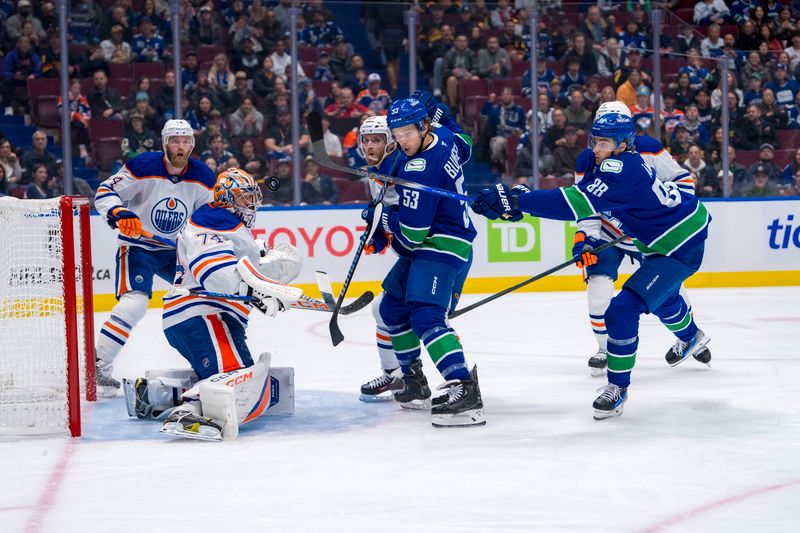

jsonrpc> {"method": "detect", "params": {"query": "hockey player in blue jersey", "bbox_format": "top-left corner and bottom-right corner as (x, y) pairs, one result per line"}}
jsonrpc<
(364, 97), (484, 427)
(576, 101), (708, 376)
(357, 92), (471, 403)
(94, 119), (216, 398)
(471, 112), (712, 420)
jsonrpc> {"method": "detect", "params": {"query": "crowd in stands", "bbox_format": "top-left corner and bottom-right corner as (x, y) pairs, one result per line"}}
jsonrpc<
(0, 0), (799, 203)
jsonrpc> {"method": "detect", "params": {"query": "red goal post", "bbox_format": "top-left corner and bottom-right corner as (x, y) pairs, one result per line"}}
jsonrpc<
(0, 196), (96, 437)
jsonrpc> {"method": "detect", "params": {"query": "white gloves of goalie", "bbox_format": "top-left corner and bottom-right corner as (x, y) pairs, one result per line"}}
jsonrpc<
(237, 256), (303, 318)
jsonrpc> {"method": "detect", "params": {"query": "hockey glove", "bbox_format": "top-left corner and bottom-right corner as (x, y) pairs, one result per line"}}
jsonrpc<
(471, 183), (523, 221)
(365, 231), (392, 255)
(107, 207), (142, 239)
(572, 231), (600, 268)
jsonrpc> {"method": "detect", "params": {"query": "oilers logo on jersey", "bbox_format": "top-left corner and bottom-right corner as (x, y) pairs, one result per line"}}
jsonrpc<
(150, 197), (189, 235)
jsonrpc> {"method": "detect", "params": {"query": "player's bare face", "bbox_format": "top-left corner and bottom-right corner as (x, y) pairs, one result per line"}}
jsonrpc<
(392, 125), (423, 155)
(362, 133), (387, 166)
(166, 136), (193, 169)
(592, 137), (617, 163)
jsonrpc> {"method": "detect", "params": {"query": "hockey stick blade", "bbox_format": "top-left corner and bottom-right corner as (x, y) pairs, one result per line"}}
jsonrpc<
(307, 111), (473, 204)
(315, 271), (374, 315)
(448, 236), (629, 319)
(173, 288), (339, 313)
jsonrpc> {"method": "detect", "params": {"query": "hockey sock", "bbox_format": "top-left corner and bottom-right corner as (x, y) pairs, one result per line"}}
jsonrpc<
(421, 327), (470, 381)
(96, 291), (148, 364)
(411, 303), (470, 382)
(604, 289), (647, 388)
(587, 275), (614, 351)
(372, 294), (399, 371)
(655, 291), (698, 343)
(387, 323), (422, 375)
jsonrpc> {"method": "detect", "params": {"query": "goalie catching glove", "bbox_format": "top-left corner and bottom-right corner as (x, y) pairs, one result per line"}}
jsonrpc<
(237, 256), (302, 316)
(107, 207), (143, 238)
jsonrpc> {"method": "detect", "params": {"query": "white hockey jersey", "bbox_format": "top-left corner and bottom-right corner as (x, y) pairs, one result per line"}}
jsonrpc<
(95, 152), (216, 250)
(576, 135), (694, 251)
(162, 203), (259, 330)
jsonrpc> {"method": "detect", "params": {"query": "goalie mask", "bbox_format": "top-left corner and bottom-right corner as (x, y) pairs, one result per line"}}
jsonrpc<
(213, 168), (262, 228)
(357, 115), (396, 166)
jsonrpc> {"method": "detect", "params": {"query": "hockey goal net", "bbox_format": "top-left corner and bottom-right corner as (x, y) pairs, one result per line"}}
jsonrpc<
(0, 196), (95, 437)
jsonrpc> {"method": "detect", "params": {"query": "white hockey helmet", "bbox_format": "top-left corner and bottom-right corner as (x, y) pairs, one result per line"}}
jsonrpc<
(595, 101), (632, 120)
(357, 115), (395, 165)
(161, 119), (195, 152)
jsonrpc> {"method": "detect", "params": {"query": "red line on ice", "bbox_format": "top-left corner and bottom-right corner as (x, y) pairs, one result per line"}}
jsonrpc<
(24, 439), (78, 533)
(639, 478), (800, 532)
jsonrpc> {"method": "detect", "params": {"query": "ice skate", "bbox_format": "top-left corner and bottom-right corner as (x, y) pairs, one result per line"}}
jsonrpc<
(588, 347), (607, 377)
(593, 383), (627, 420)
(360, 368), (404, 402)
(160, 409), (222, 442)
(431, 365), (485, 428)
(123, 377), (152, 419)
(96, 358), (120, 399)
(665, 329), (711, 367)
(393, 360), (431, 410)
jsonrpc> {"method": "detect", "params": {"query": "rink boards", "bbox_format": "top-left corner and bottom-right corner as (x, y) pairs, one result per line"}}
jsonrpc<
(86, 198), (800, 312)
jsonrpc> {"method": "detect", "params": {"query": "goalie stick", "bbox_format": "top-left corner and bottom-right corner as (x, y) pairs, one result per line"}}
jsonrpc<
(448, 236), (629, 319)
(171, 284), (374, 315)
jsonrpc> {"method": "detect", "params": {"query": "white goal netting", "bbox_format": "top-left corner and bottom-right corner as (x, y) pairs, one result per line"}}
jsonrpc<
(0, 197), (89, 436)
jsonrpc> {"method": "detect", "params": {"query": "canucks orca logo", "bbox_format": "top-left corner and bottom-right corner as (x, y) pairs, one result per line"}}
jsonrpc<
(150, 197), (188, 234)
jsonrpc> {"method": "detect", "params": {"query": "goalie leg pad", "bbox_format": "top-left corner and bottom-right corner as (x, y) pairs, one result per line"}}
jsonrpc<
(195, 353), (282, 439)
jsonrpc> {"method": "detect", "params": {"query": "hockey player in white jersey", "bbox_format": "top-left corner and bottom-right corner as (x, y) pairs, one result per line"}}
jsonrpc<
(355, 115), (404, 401)
(124, 168), (303, 441)
(93, 120), (216, 398)
(573, 101), (709, 376)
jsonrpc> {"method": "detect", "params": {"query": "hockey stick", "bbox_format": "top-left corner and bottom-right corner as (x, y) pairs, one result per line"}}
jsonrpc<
(170, 287), (373, 315)
(141, 230), (179, 248)
(314, 270), (337, 307)
(307, 111), (473, 204)
(448, 236), (629, 319)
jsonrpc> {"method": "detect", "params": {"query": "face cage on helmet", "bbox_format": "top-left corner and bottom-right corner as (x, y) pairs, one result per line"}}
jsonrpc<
(217, 179), (262, 228)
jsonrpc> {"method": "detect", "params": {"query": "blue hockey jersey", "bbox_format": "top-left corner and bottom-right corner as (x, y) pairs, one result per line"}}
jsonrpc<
(517, 150), (711, 264)
(381, 125), (476, 267)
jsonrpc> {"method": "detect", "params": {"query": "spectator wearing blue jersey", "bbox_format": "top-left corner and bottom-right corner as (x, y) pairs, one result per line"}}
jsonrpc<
(678, 104), (710, 149)
(131, 17), (165, 63)
(2, 35), (41, 114)
(786, 91), (800, 128)
(486, 87), (526, 177)
(730, 0), (755, 24)
(765, 63), (800, 109)
(314, 50), (335, 81)
(618, 19), (648, 54)
(780, 147), (800, 186)
(306, 10), (343, 46)
(560, 58), (586, 96)
(521, 60), (555, 96)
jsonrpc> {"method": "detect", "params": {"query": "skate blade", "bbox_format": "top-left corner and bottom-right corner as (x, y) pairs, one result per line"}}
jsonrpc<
(593, 405), (624, 420)
(589, 367), (606, 378)
(399, 398), (431, 411)
(432, 408), (486, 428)
(359, 392), (396, 403)
(159, 423), (222, 442)
(122, 378), (136, 417)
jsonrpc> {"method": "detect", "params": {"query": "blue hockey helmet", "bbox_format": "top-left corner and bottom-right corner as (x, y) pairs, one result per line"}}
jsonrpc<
(387, 98), (428, 131)
(589, 112), (635, 152)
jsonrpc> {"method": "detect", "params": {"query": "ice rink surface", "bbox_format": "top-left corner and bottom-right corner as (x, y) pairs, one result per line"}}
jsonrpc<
(1, 287), (799, 532)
